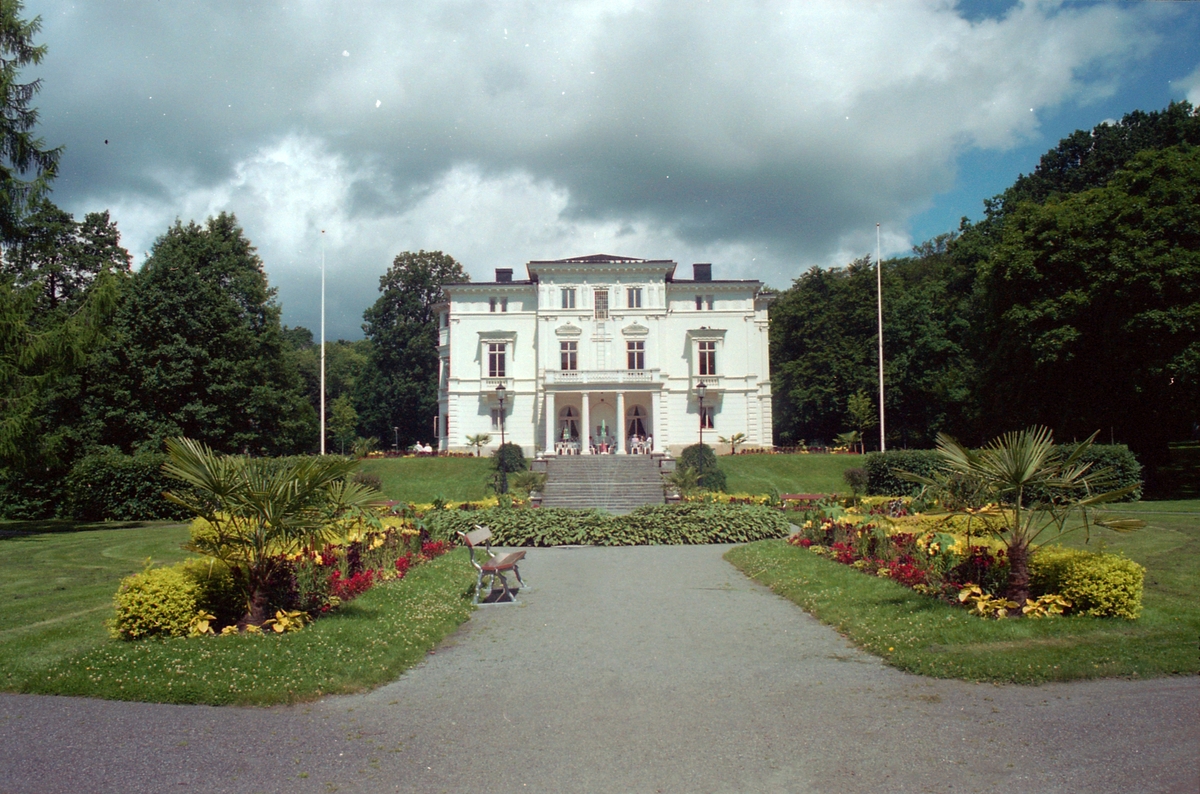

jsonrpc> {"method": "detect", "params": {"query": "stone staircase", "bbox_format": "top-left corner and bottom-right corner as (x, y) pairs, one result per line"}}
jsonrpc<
(539, 455), (665, 514)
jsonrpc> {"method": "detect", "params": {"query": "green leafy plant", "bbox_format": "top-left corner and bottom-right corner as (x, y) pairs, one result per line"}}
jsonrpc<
(679, 443), (726, 492)
(1029, 546), (1145, 619)
(843, 467), (868, 502)
(161, 437), (381, 627)
(464, 433), (491, 457)
(110, 564), (202, 640)
(508, 470), (546, 497)
(903, 427), (1144, 610)
(717, 432), (747, 455)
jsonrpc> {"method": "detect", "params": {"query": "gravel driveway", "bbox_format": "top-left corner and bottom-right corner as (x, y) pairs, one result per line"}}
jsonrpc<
(1, 545), (1196, 793)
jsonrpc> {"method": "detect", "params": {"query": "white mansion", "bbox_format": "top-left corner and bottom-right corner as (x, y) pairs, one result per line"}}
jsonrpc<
(435, 254), (773, 457)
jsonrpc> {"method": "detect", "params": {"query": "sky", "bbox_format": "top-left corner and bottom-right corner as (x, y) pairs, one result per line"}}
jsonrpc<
(26, 0), (1200, 340)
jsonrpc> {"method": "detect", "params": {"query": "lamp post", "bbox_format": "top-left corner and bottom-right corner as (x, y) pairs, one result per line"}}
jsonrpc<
(495, 382), (507, 448)
(696, 381), (707, 446)
(392, 426), (399, 453)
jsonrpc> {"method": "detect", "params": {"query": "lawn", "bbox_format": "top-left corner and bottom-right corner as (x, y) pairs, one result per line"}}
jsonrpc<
(726, 498), (1200, 683)
(0, 521), (477, 704)
(720, 452), (863, 496)
(358, 455), (493, 503)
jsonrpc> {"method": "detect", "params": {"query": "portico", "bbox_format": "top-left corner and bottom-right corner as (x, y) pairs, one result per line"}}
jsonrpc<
(542, 386), (660, 455)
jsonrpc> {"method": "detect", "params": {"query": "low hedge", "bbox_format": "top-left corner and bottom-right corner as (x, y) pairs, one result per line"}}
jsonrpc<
(64, 449), (193, 522)
(865, 444), (1142, 502)
(110, 565), (203, 640)
(423, 503), (791, 546)
(1029, 546), (1145, 619)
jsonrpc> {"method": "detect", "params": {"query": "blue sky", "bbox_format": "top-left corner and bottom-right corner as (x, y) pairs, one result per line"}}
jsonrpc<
(25, 0), (1200, 339)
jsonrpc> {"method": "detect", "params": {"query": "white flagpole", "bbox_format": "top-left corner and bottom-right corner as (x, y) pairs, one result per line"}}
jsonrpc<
(320, 229), (326, 456)
(876, 223), (886, 453)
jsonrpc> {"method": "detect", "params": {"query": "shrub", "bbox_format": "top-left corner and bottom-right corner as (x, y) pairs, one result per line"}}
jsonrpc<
(1028, 444), (1142, 503)
(680, 443), (727, 492)
(422, 503), (789, 546)
(863, 450), (942, 497)
(64, 449), (193, 522)
(110, 565), (202, 640)
(351, 471), (383, 491)
(1029, 546), (1145, 619)
(179, 557), (244, 629)
(0, 468), (63, 520)
(843, 467), (868, 496)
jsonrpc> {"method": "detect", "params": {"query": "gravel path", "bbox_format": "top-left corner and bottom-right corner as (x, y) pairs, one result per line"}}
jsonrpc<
(2, 545), (1196, 793)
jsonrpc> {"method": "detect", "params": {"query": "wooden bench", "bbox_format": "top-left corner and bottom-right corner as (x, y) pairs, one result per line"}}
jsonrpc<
(781, 493), (832, 508)
(457, 525), (528, 604)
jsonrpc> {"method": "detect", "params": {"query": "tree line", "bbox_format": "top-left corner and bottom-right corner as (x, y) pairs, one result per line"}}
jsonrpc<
(771, 101), (1200, 478)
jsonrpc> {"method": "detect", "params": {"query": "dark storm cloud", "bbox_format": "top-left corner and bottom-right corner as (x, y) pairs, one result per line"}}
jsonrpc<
(24, 0), (1177, 337)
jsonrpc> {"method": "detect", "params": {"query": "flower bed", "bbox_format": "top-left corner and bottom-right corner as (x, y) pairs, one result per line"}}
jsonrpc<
(783, 509), (1142, 619)
(111, 517), (454, 640)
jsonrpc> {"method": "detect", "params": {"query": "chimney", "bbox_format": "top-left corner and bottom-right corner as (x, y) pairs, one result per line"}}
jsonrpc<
(693, 263), (712, 282)
(495, 268), (513, 283)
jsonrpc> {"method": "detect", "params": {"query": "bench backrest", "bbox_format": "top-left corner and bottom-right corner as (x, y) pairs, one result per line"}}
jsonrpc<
(459, 526), (492, 550)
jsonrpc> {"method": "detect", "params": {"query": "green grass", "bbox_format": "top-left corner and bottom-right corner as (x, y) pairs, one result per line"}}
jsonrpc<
(359, 456), (493, 503)
(726, 499), (1200, 683)
(720, 453), (863, 496)
(0, 522), (477, 704)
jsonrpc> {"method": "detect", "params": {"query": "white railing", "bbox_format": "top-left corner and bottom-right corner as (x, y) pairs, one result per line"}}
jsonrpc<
(691, 375), (723, 391)
(545, 369), (659, 386)
(482, 377), (513, 391)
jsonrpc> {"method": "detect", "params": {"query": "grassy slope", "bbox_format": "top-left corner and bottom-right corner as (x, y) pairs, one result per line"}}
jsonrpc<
(358, 456), (493, 503)
(720, 453), (863, 496)
(726, 499), (1200, 683)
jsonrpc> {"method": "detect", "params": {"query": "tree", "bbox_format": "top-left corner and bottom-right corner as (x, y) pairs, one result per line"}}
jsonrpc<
(975, 144), (1200, 466)
(357, 250), (467, 449)
(2, 201), (132, 319)
(0, 1), (61, 243)
(717, 432), (747, 455)
(465, 433), (491, 457)
(163, 437), (380, 627)
(328, 395), (358, 455)
(845, 391), (877, 454)
(84, 214), (316, 455)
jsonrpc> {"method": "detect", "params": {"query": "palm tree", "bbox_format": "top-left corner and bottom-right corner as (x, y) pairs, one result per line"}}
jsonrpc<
(162, 437), (381, 627)
(718, 432), (747, 455)
(907, 427), (1142, 609)
(465, 433), (491, 457)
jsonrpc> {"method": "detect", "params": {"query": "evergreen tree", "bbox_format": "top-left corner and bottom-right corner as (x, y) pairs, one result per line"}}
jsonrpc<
(0, 1), (61, 242)
(84, 214), (316, 455)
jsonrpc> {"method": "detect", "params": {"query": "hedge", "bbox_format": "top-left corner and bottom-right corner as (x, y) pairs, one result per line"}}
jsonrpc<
(63, 449), (193, 522)
(865, 444), (1142, 502)
(422, 503), (790, 546)
(0, 468), (64, 520)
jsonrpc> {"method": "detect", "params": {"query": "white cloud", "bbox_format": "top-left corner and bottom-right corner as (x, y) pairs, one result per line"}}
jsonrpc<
(1180, 63), (1200, 106)
(36, 0), (1172, 336)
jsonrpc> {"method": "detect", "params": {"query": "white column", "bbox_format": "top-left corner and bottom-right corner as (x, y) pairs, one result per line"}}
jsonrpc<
(581, 391), (591, 454)
(616, 392), (626, 454)
(544, 392), (554, 454)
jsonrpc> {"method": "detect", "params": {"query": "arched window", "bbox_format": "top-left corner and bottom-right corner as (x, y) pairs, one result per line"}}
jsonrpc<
(626, 404), (648, 438)
(558, 406), (580, 441)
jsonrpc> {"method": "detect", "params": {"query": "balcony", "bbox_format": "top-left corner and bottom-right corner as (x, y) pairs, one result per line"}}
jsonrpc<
(482, 377), (513, 392)
(438, 328), (449, 346)
(545, 369), (660, 386)
(691, 375), (723, 392)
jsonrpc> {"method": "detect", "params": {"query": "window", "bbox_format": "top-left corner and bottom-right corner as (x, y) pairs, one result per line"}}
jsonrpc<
(561, 288), (576, 309)
(627, 287), (642, 308)
(695, 295), (702, 310)
(695, 294), (714, 310)
(488, 343), (506, 377)
(491, 408), (503, 430)
(489, 297), (497, 313)
(698, 340), (716, 376)
(560, 341), (577, 370)
(594, 289), (609, 319)
(489, 297), (508, 313)
(501, 297), (508, 312)
(627, 340), (645, 370)
(700, 406), (715, 429)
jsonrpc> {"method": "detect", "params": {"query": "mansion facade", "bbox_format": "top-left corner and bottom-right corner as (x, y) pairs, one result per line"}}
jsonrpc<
(435, 254), (773, 457)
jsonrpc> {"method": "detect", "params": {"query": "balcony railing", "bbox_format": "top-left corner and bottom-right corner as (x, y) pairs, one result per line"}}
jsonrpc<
(691, 375), (723, 392)
(546, 368), (659, 386)
(482, 377), (513, 391)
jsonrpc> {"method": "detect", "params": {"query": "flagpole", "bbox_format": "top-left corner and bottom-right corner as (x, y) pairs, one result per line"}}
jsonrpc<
(320, 229), (326, 456)
(876, 223), (886, 453)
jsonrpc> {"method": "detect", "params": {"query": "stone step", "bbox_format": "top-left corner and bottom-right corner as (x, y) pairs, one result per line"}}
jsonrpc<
(540, 454), (665, 514)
